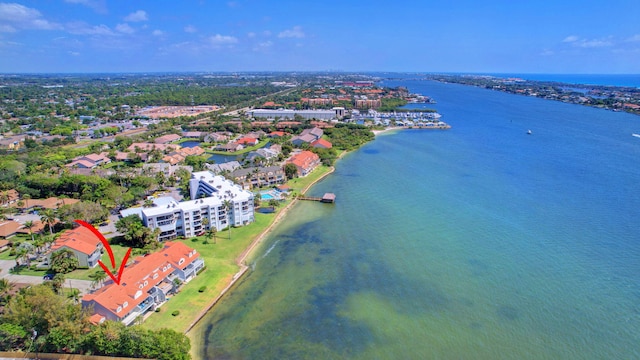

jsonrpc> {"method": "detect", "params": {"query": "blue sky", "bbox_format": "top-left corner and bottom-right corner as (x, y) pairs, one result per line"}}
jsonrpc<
(1, 0), (639, 73)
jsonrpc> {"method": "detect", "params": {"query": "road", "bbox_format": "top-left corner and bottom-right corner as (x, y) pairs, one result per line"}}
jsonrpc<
(0, 260), (93, 295)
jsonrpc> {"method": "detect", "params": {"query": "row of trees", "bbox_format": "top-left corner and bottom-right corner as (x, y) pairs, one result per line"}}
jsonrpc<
(0, 285), (190, 359)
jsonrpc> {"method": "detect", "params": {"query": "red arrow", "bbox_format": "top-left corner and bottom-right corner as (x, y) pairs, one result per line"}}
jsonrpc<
(75, 220), (131, 285)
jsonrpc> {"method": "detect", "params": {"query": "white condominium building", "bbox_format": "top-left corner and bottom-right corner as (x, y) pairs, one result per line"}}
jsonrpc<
(121, 172), (254, 240)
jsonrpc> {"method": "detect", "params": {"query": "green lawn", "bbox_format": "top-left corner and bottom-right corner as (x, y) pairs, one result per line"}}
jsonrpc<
(142, 165), (333, 332)
(142, 212), (276, 332)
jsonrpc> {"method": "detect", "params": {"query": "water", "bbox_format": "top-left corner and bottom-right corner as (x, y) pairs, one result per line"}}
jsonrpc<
(181, 141), (202, 148)
(190, 79), (640, 359)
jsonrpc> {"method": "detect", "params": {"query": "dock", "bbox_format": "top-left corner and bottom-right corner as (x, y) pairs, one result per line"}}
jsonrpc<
(299, 193), (336, 203)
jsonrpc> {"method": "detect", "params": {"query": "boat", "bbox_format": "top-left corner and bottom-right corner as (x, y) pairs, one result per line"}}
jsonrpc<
(527, 129), (532, 135)
(632, 133), (640, 138)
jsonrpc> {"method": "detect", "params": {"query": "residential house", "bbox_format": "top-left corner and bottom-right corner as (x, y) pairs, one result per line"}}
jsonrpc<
(0, 189), (19, 207)
(143, 163), (193, 178)
(182, 131), (205, 139)
(66, 152), (111, 169)
(0, 221), (23, 239)
(291, 133), (317, 147)
(177, 146), (205, 157)
(230, 166), (286, 189)
(268, 131), (286, 138)
(300, 127), (324, 140)
(206, 161), (242, 175)
(236, 137), (259, 146)
(216, 142), (244, 152)
(127, 143), (180, 153)
(48, 226), (103, 268)
(269, 144), (283, 154)
(82, 241), (205, 326)
(0, 239), (10, 252)
(287, 151), (321, 177)
(311, 138), (333, 149)
(204, 132), (229, 143)
(246, 130), (266, 139)
(14, 197), (80, 212)
(155, 134), (182, 144)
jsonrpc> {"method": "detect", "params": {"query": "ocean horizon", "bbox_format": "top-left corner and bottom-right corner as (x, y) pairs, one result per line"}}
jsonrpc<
(191, 78), (640, 359)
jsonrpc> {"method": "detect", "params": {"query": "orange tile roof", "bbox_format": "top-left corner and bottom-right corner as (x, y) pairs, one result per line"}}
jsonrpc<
(289, 151), (320, 169)
(0, 221), (22, 238)
(51, 226), (102, 255)
(14, 197), (80, 210)
(16, 220), (47, 234)
(311, 138), (332, 149)
(82, 242), (199, 319)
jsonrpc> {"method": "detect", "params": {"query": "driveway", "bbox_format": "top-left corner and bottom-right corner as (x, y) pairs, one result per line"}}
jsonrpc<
(0, 260), (93, 295)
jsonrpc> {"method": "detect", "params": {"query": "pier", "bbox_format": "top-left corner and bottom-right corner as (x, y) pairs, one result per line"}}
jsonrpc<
(299, 193), (336, 203)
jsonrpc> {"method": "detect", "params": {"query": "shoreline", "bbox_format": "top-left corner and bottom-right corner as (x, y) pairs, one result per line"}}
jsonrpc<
(184, 166), (336, 335)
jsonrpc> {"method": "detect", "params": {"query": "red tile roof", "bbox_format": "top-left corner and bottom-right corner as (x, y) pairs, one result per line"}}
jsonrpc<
(51, 226), (102, 256)
(288, 151), (320, 171)
(82, 242), (200, 319)
(311, 138), (333, 149)
(0, 221), (22, 238)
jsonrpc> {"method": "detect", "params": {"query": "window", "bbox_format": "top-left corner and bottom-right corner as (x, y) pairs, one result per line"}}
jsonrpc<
(123, 301), (128, 308)
(179, 258), (185, 265)
(134, 290), (142, 299)
(153, 273), (159, 279)
(116, 306), (122, 313)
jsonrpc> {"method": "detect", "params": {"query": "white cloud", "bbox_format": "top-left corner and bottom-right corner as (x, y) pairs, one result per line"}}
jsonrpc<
(253, 40), (272, 51)
(209, 34), (238, 46)
(152, 29), (164, 36)
(263, 30), (272, 37)
(247, 32), (256, 38)
(66, 22), (115, 36)
(124, 10), (148, 22)
(562, 35), (614, 48)
(115, 23), (135, 34)
(68, 51), (80, 56)
(184, 25), (197, 33)
(0, 3), (62, 31)
(578, 39), (612, 48)
(625, 34), (640, 42)
(278, 26), (304, 38)
(227, 1), (238, 7)
(0, 24), (16, 32)
(64, 0), (107, 13)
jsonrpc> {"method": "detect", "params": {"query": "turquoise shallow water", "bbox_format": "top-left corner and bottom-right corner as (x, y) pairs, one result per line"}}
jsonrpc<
(191, 79), (640, 359)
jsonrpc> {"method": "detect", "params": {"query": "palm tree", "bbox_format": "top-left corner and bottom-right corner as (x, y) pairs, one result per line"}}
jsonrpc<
(206, 227), (217, 245)
(143, 199), (155, 208)
(24, 220), (35, 242)
(22, 194), (31, 211)
(223, 200), (233, 240)
(0, 190), (9, 206)
(0, 278), (15, 304)
(67, 288), (80, 304)
(89, 270), (107, 289)
(40, 209), (57, 235)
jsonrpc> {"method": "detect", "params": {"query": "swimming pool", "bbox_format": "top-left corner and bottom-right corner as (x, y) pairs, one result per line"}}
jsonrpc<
(258, 190), (281, 201)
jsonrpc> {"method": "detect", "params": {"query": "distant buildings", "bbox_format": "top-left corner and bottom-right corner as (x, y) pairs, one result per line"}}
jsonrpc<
(230, 166), (286, 190)
(249, 108), (343, 121)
